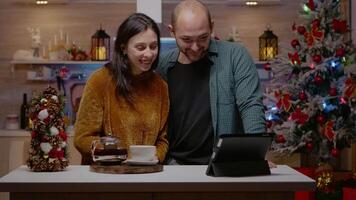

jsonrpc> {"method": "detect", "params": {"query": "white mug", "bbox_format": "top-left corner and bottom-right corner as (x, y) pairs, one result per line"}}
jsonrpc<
(129, 145), (156, 161)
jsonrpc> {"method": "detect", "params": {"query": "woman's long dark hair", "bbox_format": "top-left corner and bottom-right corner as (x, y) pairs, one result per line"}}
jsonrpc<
(108, 13), (161, 104)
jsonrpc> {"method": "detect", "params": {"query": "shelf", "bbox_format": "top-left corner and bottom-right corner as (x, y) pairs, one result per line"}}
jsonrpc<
(11, 60), (109, 65)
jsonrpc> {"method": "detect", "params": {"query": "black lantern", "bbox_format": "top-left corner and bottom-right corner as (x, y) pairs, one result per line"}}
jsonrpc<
(91, 25), (110, 61)
(259, 26), (278, 61)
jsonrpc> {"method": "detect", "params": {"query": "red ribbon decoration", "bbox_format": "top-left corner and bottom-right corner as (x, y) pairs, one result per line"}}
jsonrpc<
(275, 91), (292, 112)
(304, 26), (324, 47)
(344, 77), (356, 98)
(291, 107), (309, 124)
(324, 121), (335, 142)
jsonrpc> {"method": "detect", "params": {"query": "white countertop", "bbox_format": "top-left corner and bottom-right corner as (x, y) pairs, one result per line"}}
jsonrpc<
(0, 165), (314, 193)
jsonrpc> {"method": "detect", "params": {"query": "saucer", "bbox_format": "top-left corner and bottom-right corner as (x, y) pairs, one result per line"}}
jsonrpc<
(126, 159), (159, 166)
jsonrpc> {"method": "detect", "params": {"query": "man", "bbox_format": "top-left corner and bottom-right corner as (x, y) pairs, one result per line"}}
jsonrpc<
(157, 0), (266, 165)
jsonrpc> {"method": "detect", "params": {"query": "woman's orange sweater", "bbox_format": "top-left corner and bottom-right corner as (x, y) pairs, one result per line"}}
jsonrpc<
(74, 67), (169, 164)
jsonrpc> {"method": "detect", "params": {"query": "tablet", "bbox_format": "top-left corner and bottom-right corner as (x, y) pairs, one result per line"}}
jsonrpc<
(211, 133), (273, 162)
(206, 133), (273, 176)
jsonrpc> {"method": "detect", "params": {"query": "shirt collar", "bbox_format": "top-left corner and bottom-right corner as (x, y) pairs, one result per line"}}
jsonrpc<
(168, 39), (219, 64)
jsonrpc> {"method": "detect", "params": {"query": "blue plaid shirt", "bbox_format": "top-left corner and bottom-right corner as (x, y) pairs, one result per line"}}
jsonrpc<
(157, 39), (266, 139)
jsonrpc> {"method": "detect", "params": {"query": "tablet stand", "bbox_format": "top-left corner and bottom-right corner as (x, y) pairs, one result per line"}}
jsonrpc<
(206, 160), (271, 177)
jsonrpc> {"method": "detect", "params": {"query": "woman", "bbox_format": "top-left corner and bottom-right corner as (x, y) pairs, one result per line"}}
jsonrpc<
(74, 13), (169, 165)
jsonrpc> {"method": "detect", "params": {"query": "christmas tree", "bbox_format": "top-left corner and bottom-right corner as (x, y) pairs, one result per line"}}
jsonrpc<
(265, 0), (356, 166)
(27, 87), (69, 172)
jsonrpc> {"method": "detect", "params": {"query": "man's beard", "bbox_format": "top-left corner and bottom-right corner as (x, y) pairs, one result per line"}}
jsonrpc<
(178, 46), (209, 62)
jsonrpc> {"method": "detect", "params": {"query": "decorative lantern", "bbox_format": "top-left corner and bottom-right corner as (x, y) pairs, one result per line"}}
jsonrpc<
(259, 25), (278, 61)
(91, 25), (110, 61)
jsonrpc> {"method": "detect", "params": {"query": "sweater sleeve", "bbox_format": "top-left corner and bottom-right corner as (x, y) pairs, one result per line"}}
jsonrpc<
(155, 81), (169, 163)
(74, 73), (104, 164)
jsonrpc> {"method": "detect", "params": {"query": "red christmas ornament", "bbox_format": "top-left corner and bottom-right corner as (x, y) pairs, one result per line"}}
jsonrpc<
(314, 75), (323, 85)
(297, 26), (306, 35)
(298, 91), (307, 101)
(307, 0), (315, 11)
(266, 121), (273, 128)
(316, 115), (325, 124)
(335, 48), (345, 57)
(263, 63), (271, 71)
(276, 134), (286, 143)
(312, 54), (322, 63)
(59, 131), (67, 141)
(288, 52), (301, 65)
(59, 66), (70, 79)
(331, 148), (339, 157)
(306, 142), (313, 151)
(291, 39), (300, 48)
(41, 135), (50, 142)
(31, 131), (37, 139)
(332, 19), (348, 33)
(312, 19), (320, 28)
(328, 87), (337, 96)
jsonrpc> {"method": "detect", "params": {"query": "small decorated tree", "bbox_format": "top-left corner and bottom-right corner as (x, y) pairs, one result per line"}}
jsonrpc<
(264, 0), (356, 167)
(27, 87), (69, 172)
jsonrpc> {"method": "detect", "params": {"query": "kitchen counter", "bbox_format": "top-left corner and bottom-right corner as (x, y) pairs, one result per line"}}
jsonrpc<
(0, 165), (314, 200)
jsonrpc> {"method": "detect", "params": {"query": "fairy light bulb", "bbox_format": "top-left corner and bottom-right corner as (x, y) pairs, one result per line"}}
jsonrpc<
(303, 4), (311, 13)
(310, 63), (315, 69)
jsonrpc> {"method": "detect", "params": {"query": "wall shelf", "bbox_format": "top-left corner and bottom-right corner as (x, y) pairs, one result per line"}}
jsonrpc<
(11, 60), (109, 65)
(11, 60), (109, 80)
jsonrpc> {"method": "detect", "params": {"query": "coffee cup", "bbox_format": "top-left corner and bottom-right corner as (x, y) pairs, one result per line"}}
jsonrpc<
(129, 145), (156, 161)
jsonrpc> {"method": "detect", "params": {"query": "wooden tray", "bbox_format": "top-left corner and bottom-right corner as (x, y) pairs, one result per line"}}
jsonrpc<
(90, 163), (163, 174)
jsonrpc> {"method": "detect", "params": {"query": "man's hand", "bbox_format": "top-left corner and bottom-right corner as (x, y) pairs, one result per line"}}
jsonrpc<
(268, 160), (277, 168)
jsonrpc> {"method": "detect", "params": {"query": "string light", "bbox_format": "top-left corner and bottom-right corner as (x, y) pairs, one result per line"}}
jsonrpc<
(310, 63), (315, 69)
(331, 61), (337, 68)
(245, 1), (258, 6)
(36, 1), (48, 4)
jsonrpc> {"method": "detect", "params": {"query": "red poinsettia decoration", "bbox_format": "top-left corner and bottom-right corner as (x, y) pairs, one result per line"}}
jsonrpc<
(291, 107), (309, 124)
(288, 52), (301, 65)
(304, 26), (323, 47)
(332, 19), (348, 33)
(275, 91), (292, 112)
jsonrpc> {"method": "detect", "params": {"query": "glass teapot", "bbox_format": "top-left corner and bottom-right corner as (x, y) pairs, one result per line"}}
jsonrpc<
(91, 135), (127, 163)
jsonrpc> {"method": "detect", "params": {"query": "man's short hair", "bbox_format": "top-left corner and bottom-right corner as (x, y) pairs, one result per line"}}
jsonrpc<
(171, 0), (212, 29)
